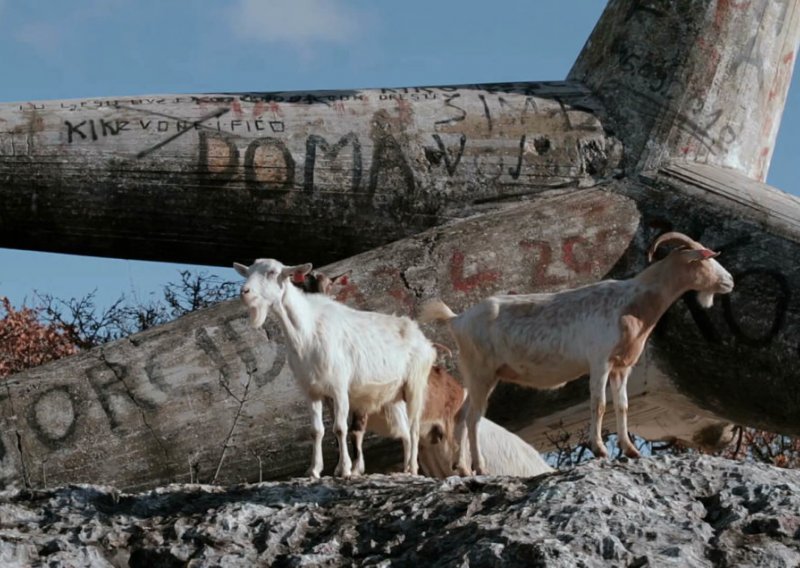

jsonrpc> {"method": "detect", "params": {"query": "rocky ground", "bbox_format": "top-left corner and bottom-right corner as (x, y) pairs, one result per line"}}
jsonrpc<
(1, 455), (799, 567)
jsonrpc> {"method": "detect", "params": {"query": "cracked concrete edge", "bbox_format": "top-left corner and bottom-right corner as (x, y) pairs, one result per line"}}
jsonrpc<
(2, 379), (30, 489)
(95, 347), (170, 459)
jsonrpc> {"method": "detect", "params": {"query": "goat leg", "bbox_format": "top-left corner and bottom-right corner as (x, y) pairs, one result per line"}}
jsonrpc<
(610, 368), (641, 458)
(306, 399), (325, 479)
(349, 411), (368, 476)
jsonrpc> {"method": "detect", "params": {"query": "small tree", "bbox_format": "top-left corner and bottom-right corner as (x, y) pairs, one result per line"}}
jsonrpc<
(2, 270), (237, 379)
(163, 270), (239, 317)
(0, 297), (78, 379)
(36, 270), (238, 348)
(721, 426), (800, 469)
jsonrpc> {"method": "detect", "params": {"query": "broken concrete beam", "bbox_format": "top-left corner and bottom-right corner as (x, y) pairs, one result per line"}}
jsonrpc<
(570, 0), (800, 180)
(0, 82), (618, 266)
(0, 189), (639, 490)
(2, 1), (796, 270)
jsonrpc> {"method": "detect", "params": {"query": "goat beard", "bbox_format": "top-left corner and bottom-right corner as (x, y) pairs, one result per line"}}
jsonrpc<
(697, 291), (714, 308)
(247, 304), (268, 329)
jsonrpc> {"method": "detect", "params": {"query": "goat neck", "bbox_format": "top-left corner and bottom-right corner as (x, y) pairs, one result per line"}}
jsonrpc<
(270, 281), (316, 349)
(633, 254), (699, 316)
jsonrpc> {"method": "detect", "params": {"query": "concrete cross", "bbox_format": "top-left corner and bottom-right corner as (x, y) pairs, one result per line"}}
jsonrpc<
(1, 0), (798, 489)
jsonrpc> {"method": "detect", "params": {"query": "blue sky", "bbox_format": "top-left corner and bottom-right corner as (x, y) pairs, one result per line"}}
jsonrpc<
(0, 1), (798, 311)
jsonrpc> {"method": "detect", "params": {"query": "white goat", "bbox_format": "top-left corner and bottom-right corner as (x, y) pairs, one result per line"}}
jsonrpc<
(421, 232), (734, 474)
(455, 419), (554, 477)
(297, 270), (553, 478)
(412, 367), (553, 477)
(234, 259), (435, 478)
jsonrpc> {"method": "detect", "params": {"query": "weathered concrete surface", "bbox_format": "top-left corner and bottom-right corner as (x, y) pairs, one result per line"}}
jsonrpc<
(0, 82), (618, 266)
(0, 190), (640, 490)
(570, 0), (800, 179)
(2, 455), (799, 567)
(635, 163), (800, 437)
(509, 163), (800, 450)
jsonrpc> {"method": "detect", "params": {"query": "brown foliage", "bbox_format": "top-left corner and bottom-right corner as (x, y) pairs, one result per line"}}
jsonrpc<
(0, 297), (78, 379)
(545, 425), (800, 471)
(721, 426), (800, 469)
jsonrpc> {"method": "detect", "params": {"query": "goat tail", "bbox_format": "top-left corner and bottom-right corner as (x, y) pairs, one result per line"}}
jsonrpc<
(418, 299), (458, 324)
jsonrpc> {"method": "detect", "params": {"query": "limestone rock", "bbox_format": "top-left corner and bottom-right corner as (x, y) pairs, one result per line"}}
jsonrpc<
(1, 455), (798, 567)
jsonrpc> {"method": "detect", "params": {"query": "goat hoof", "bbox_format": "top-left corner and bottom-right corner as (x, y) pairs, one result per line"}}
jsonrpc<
(592, 445), (609, 459)
(623, 446), (641, 459)
(474, 466), (487, 476)
(306, 469), (322, 480)
(454, 464), (471, 477)
(334, 464), (353, 478)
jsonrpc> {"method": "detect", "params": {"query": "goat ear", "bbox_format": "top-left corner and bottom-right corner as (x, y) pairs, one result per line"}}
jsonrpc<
(687, 249), (720, 262)
(280, 263), (313, 282)
(233, 262), (249, 277)
(330, 271), (350, 285)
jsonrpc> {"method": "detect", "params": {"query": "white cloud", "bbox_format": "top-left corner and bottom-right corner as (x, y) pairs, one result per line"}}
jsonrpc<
(231, 0), (360, 46)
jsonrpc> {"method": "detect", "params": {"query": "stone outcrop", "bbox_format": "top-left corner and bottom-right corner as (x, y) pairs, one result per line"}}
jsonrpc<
(1, 455), (798, 567)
